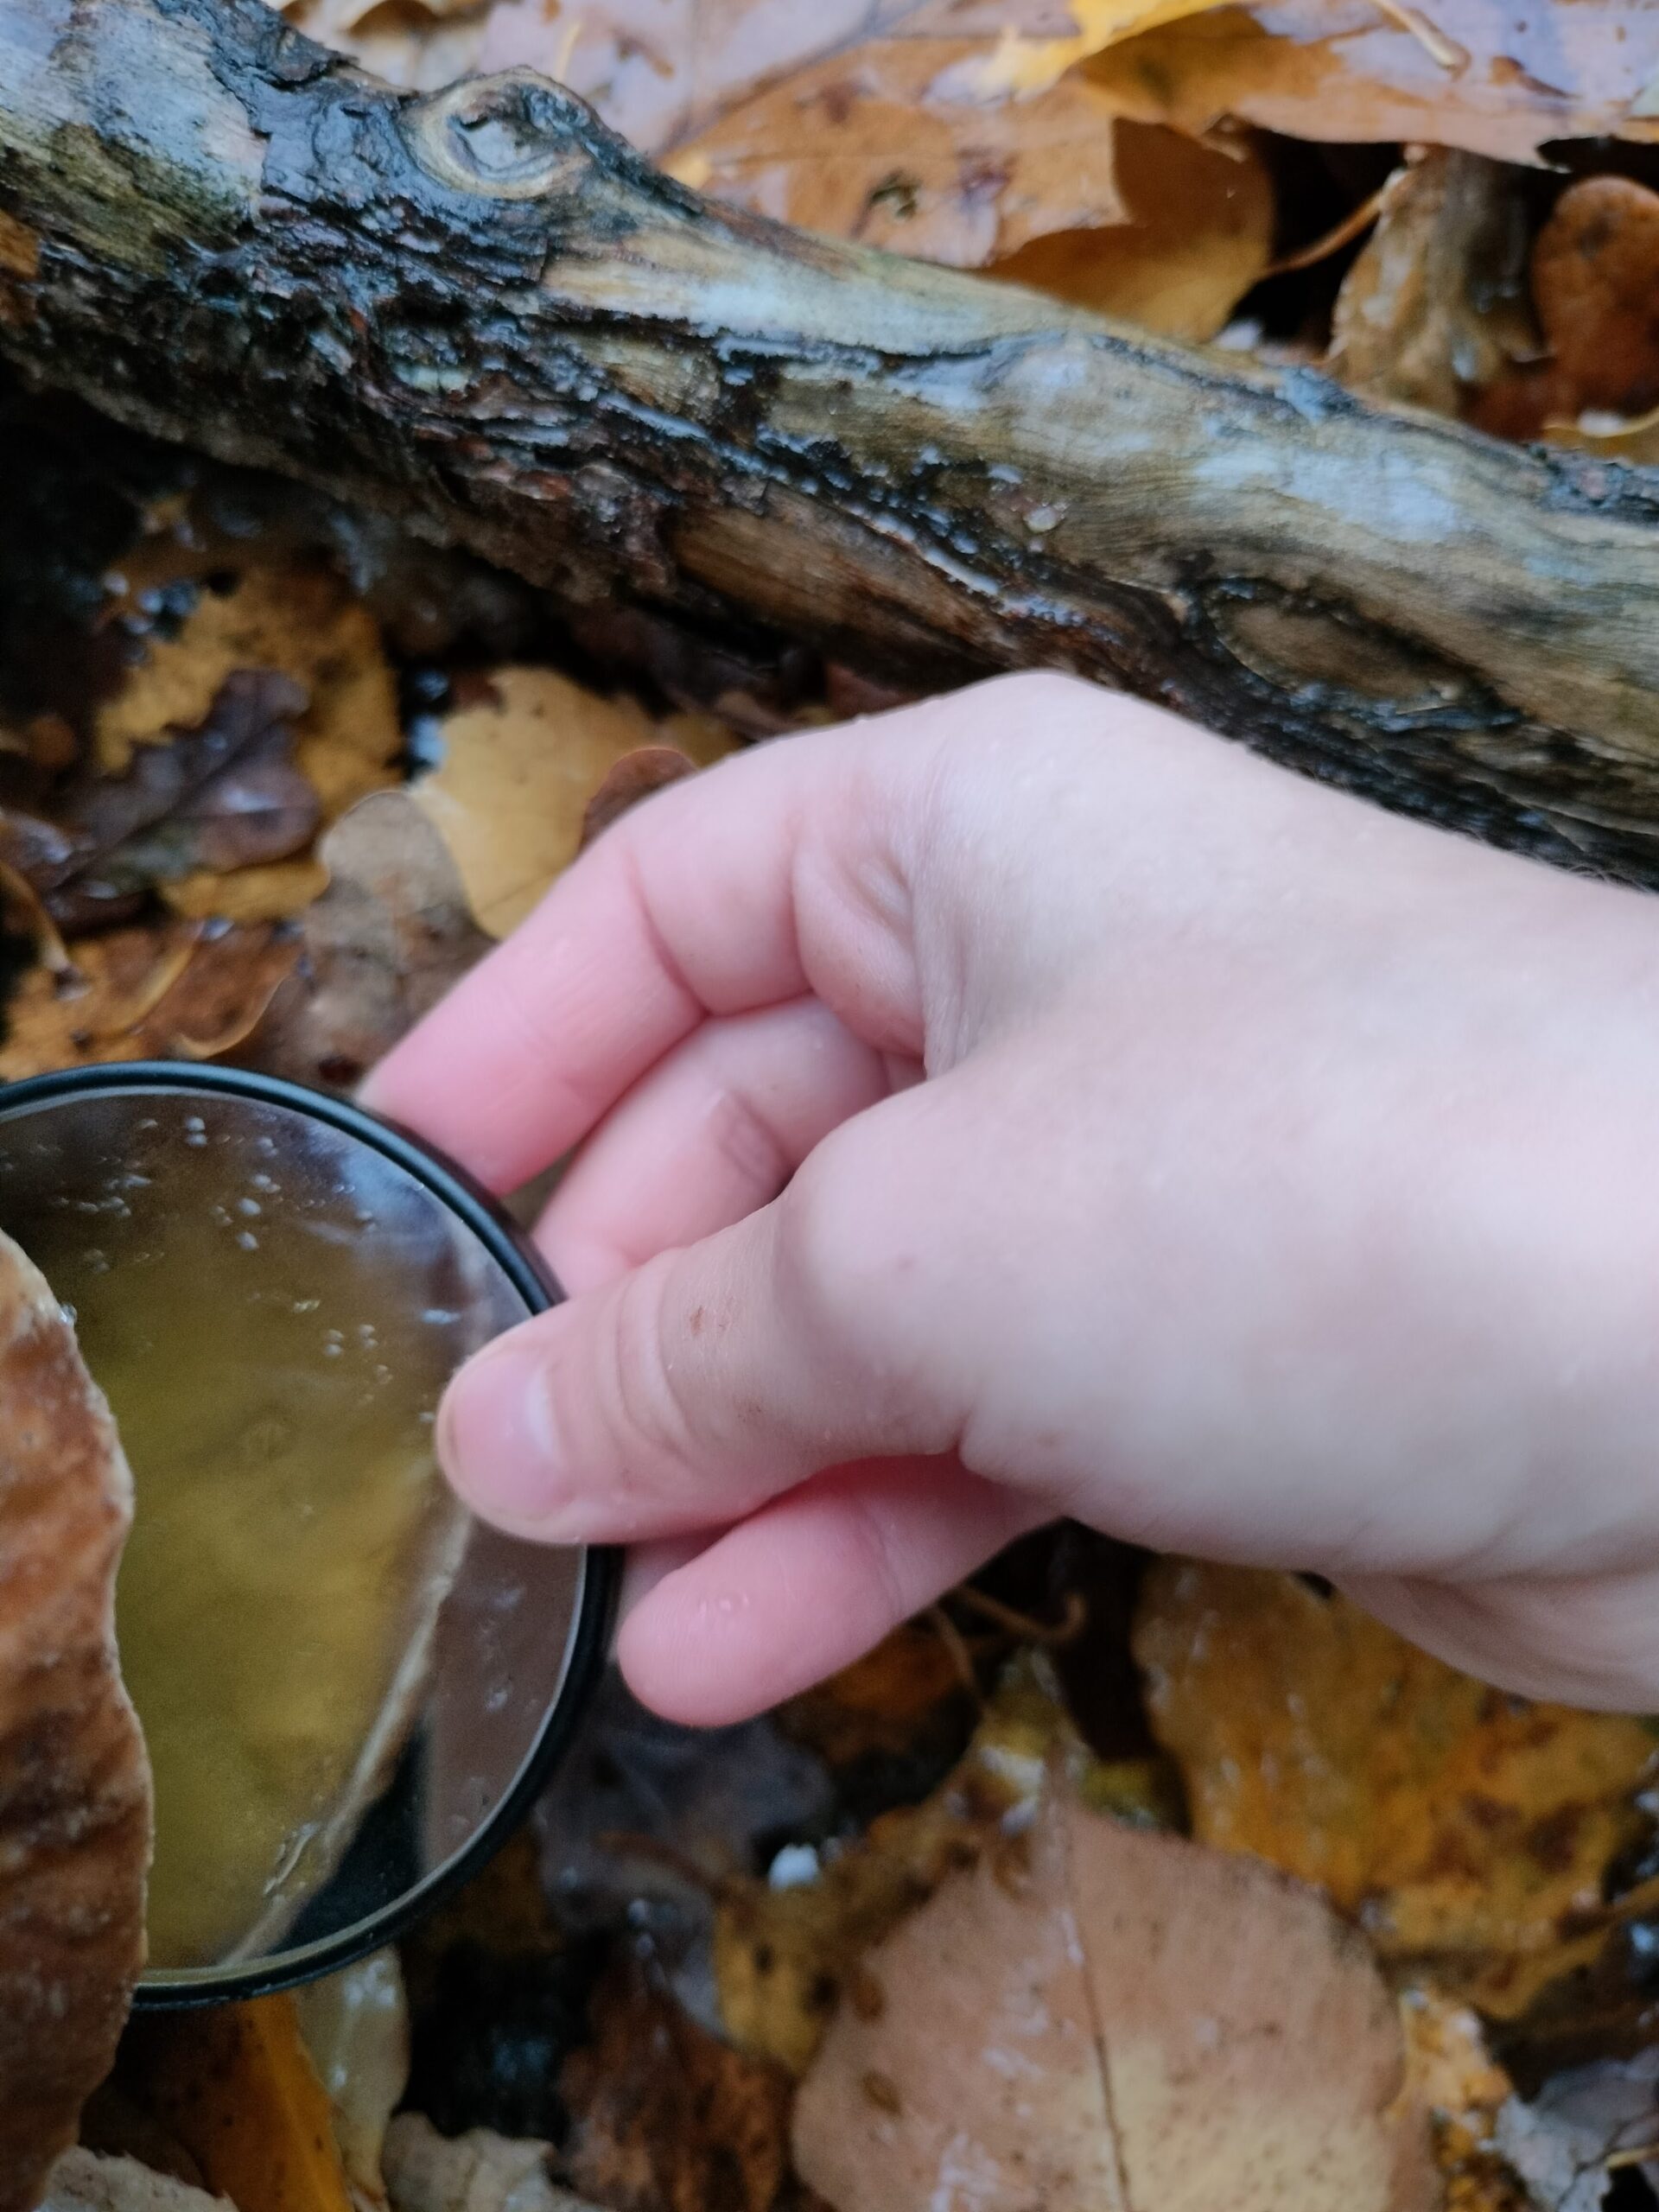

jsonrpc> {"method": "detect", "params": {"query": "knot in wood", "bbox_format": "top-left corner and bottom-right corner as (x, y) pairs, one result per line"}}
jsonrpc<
(403, 71), (588, 200)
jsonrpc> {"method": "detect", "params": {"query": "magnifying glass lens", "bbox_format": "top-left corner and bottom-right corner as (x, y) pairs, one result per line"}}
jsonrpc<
(0, 1071), (607, 2005)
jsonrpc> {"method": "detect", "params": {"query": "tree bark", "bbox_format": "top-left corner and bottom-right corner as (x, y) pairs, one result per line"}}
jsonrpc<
(4, 0), (1659, 878)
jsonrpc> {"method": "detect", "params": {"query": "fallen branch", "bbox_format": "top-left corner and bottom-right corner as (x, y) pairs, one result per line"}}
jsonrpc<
(4, 0), (1659, 876)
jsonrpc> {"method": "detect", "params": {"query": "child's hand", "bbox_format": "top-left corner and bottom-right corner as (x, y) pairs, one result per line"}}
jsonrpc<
(365, 673), (1659, 1724)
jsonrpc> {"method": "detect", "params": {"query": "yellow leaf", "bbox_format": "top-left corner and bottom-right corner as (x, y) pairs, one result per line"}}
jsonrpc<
(413, 670), (734, 939)
(1135, 1562), (1659, 2018)
(969, 0), (1231, 99)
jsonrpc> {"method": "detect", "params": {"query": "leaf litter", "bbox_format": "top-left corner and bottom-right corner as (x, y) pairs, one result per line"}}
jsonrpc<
(14, 6), (1659, 2207)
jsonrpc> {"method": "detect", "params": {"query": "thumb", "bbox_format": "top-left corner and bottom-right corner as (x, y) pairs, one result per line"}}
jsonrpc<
(435, 1109), (968, 1545)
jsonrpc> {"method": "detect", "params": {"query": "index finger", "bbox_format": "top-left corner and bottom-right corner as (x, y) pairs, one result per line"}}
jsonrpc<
(359, 704), (937, 1192)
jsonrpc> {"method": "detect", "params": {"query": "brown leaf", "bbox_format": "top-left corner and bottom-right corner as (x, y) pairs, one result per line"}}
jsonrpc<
(715, 1658), (1070, 2077)
(791, 1784), (1438, 2212)
(0, 919), (301, 1081)
(286, 0), (1243, 279)
(97, 565), (401, 926)
(1330, 148), (1537, 416)
(113, 1999), (355, 2212)
(558, 1960), (803, 2212)
(579, 747), (702, 852)
(12, 674), (319, 931)
(989, 119), (1273, 340)
(412, 671), (733, 940)
(0, 1232), (150, 2212)
(1134, 1562), (1659, 2018)
(246, 791), (492, 1093)
(1471, 176), (1659, 446)
(1088, 0), (1659, 168)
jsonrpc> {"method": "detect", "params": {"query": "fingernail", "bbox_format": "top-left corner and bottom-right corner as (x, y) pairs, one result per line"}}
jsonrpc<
(437, 1333), (567, 1529)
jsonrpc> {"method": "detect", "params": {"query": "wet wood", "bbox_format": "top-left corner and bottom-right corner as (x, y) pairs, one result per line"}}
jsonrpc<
(3, 0), (1659, 877)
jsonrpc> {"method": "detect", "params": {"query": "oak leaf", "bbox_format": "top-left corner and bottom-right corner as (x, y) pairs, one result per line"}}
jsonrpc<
(791, 1786), (1438, 2212)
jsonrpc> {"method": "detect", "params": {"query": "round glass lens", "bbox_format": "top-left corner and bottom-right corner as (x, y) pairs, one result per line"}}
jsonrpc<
(0, 1075), (595, 2000)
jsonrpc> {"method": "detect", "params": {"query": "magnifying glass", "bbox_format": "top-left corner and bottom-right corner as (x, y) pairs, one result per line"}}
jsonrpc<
(0, 1063), (614, 2007)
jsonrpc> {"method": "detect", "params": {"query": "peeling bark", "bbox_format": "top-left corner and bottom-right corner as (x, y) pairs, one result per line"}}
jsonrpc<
(3, 0), (1659, 876)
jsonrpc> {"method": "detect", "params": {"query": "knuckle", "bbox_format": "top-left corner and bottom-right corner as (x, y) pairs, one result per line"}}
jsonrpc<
(705, 1084), (790, 1199)
(773, 1122), (927, 1393)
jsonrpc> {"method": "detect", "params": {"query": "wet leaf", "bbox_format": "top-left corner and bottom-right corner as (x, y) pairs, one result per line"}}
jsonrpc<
(791, 1783), (1438, 2212)
(3, 674), (319, 932)
(0, 919), (301, 1081)
(1473, 175), (1659, 450)
(1088, 0), (1659, 168)
(114, 1999), (355, 2212)
(1399, 1992), (1531, 2212)
(413, 671), (733, 939)
(0, 1235), (150, 2212)
(1330, 148), (1537, 416)
(97, 566), (401, 925)
(557, 1959), (804, 2212)
(1134, 1562), (1659, 2018)
(579, 747), (702, 854)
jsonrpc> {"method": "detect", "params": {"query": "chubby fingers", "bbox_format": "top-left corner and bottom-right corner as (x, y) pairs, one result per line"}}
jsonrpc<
(361, 703), (950, 1192)
(435, 1084), (980, 1544)
(540, 996), (898, 1294)
(616, 1459), (1046, 1726)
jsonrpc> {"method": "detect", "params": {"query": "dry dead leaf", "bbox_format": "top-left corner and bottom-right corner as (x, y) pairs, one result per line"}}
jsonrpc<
(990, 118), (1272, 339)
(0, 919), (301, 1081)
(1330, 148), (1536, 416)
(792, 1783), (1438, 2212)
(558, 1959), (801, 2212)
(286, 0), (1246, 279)
(95, 567), (400, 925)
(412, 670), (732, 939)
(40, 2152), (229, 2212)
(578, 747), (702, 853)
(1492, 2047), (1659, 2212)
(115, 1999), (355, 2212)
(1088, 0), (1659, 168)
(246, 791), (491, 1092)
(0, 1234), (150, 2212)
(1134, 1562), (1659, 2018)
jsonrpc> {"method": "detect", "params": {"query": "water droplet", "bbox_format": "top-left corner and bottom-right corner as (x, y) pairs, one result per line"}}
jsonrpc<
(238, 1198), (262, 1217)
(236, 1230), (259, 1252)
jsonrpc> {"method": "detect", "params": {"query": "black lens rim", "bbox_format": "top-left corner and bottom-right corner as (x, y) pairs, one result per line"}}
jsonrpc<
(0, 1058), (619, 2009)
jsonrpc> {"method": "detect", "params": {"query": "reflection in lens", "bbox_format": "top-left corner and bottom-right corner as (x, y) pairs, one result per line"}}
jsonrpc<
(0, 1083), (590, 1994)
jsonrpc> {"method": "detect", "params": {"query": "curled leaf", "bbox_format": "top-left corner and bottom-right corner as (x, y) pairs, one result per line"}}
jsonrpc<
(0, 1234), (150, 2212)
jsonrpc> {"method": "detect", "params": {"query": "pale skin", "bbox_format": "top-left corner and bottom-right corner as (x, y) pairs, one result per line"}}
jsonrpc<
(365, 671), (1659, 1726)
